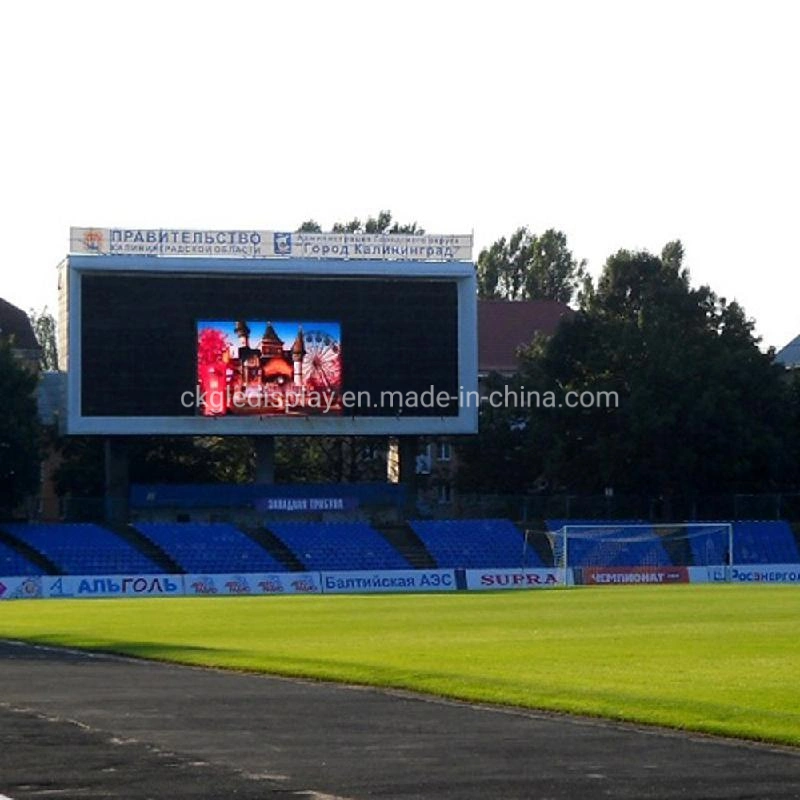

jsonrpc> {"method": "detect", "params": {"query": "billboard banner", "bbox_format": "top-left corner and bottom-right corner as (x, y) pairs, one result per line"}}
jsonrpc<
(321, 569), (456, 594)
(43, 574), (184, 599)
(0, 576), (44, 600)
(465, 568), (566, 590)
(184, 572), (321, 596)
(70, 228), (473, 261)
(579, 566), (690, 586)
(690, 564), (800, 584)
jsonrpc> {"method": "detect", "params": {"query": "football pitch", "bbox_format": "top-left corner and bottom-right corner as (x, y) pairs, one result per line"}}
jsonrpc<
(1, 584), (799, 747)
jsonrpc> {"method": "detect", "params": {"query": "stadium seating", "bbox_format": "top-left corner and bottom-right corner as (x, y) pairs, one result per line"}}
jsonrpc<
(0, 539), (44, 576)
(268, 522), (411, 571)
(409, 519), (538, 569)
(134, 523), (287, 573)
(2, 524), (163, 575)
(687, 522), (800, 565)
(733, 522), (800, 564)
(3, 518), (797, 578)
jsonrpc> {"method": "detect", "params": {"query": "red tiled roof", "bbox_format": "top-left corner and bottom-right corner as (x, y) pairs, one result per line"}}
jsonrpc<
(478, 299), (573, 374)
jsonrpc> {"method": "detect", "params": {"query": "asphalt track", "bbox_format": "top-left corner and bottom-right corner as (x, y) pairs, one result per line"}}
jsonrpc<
(1, 640), (799, 799)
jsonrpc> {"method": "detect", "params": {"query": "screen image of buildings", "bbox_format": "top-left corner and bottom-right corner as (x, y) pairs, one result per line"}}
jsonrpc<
(197, 320), (342, 416)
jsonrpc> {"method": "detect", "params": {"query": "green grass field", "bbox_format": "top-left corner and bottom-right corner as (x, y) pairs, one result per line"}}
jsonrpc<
(2, 584), (799, 746)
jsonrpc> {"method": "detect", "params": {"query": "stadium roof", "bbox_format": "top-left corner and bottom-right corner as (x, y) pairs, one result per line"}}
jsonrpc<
(478, 299), (573, 375)
(0, 297), (40, 351)
(776, 334), (800, 369)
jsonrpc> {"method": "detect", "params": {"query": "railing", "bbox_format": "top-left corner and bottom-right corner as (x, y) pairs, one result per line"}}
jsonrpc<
(12, 490), (800, 524)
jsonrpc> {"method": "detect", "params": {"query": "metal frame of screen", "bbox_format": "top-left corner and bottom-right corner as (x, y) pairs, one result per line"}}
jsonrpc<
(64, 255), (478, 435)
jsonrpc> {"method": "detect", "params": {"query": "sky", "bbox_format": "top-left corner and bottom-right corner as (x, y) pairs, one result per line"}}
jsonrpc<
(1, 0), (797, 351)
(200, 321), (341, 352)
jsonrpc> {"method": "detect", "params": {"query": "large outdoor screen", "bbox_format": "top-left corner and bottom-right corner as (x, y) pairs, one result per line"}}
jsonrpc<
(64, 256), (478, 435)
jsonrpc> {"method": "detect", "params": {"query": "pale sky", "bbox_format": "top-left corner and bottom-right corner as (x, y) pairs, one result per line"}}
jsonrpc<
(1, 0), (797, 350)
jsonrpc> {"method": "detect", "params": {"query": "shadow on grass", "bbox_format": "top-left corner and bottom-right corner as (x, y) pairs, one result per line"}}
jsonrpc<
(5, 637), (799, 747)
(1, 637), (225, 664)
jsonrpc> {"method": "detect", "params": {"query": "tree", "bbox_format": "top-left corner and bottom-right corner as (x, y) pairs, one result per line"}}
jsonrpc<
(476, 227), (586, 304)
(53, 436), (257, 500)
(0, 340), (40, 516)
(276, 436), (388, 483)
(297, 210), (424, 235)
(788, 372), (800, 490)
(530, 242), (793, 505)
(456, 366), (554, 494)
(461, 240), (796, 510)
(128, 436), (255, 484)
(28, 307), (58, 370)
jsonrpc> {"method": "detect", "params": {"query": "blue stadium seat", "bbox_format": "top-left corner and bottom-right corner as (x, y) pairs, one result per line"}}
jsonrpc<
(409, 519), (536, 569)
(732, 522), (800, 564)
(134, 523), (287, 573)
(0, 539), (44, 576)
(3, 524), (163, 575)
(694, 522), (800, 565)
(268, 522), (411, 571)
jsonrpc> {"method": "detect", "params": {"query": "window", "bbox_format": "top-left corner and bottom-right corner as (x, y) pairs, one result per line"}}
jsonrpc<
(437, 483), (452, 505)
(416, 444), (432, 475)
(437, 441), (452, 462)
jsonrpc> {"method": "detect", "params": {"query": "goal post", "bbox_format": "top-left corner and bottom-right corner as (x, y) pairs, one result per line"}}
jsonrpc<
(545, 522), (734, 586)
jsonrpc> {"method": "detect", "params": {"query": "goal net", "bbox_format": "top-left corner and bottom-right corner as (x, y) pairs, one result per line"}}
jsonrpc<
(543, 523), (733, 586)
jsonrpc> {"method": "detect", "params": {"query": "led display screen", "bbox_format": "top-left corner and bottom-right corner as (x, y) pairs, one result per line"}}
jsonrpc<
(67, 259), (477, 435)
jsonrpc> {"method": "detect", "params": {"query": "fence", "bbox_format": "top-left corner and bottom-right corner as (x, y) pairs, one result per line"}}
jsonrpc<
(12, 490), (800, 525)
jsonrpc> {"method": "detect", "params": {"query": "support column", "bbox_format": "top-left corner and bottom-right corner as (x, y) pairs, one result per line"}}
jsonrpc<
(397, 435), (418, 516)
(254, 436), (275, 484)
(104, 437), (129, 524)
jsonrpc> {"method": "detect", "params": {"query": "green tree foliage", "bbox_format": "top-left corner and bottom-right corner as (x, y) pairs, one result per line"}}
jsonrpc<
(52, 436), (105, 499)
(787, 372), (800, 488)
(297, 210), (423, 235)
(0, 341), (40, 516)
(128, 436), (255, 484)
(462, 241), (796, 505)
(457, 343), (555, 494)
(476, 227), (586, 304)
(536, 242), (791, 499)
(28, 307), (58, 370)
(53, 436), (256, 499)
(276, 436), (387, 483)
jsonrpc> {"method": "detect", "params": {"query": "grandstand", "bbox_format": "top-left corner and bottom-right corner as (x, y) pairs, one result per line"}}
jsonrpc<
(0, 538), (44, 576)
(133, 523), (288, 574)
(0, 518), (799, 582)
(687, 521), (800, 565)
(267, 522), (412, 571)
(2, 523), (163, 575)
(409, 519), (537, 569)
